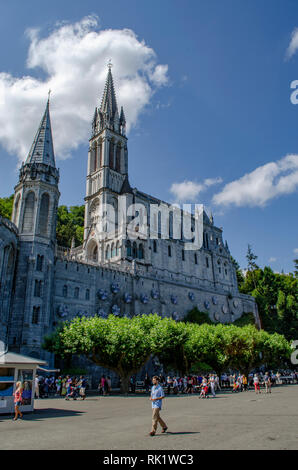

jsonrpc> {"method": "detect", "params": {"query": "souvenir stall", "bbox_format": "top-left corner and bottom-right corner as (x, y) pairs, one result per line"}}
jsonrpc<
(0, 351), (46, 414)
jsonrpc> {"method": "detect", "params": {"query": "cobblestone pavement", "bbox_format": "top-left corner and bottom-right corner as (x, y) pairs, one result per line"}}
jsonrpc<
(1, 385), (298, 450)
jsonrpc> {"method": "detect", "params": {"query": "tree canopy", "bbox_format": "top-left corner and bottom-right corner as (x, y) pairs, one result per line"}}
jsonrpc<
(239, 265), (298, 341)
(44, 314), (292, 393)
(56, 205), (84, 247)
(0, 195), (13, 219)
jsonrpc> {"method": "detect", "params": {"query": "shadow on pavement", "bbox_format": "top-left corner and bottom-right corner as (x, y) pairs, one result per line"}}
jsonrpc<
(0, 408), (86, 421)
(163, 431), (200, 435)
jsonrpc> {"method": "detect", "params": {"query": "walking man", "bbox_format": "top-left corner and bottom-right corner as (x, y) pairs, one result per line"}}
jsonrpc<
(149, 376), (168, 436)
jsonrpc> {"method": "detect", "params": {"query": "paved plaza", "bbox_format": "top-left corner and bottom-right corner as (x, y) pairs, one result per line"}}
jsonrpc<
(1, 385), (297, 450)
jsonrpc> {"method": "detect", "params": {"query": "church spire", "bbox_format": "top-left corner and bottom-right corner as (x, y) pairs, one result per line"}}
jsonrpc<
(99, 62), (119, 122)
(25, 96), (56, 168)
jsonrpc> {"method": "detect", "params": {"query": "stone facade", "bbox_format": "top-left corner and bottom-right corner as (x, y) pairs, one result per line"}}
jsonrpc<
(0, 66), (259, 384)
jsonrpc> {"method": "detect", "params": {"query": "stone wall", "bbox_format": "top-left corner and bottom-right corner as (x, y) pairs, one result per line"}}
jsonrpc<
(0, 217), (18, 345)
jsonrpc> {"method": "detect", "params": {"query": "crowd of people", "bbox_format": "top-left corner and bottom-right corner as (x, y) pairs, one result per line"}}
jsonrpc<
(32, 369), (298, 401)
(97, 375), (112, 395)
(131, 370), (298, 397)
(34, 375), (88, 400)
(11, 368), (298, 421)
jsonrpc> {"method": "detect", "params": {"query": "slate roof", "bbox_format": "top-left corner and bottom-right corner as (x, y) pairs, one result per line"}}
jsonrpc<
(25, 99), (56, 168)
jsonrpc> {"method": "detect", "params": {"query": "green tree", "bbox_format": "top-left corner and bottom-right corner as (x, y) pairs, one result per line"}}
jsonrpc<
(151, 318), (191, 375)
(224, 324), (265, 377)
(240, 264), (298, 340)
(294, 259), (298, 278)
(246, 244), (259, 290)
(184, 307), (214, 325)
(184, 324), (229, 378)
(56, 204), (85, 247)
(44, 314), (162, 394)
(0, 195), (14, 219)
(231, 255), (245, 288)
(232, 312), (256, 327)
(44, 315), (292, 389)
(260, 329), (292, 370)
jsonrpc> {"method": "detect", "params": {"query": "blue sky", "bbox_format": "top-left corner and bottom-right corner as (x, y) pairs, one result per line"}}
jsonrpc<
(0, 0), (298, 272)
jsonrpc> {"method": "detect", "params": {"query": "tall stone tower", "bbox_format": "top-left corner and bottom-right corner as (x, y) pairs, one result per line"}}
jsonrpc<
(84, 64), (130, 263)
(8, 98), (60, 361)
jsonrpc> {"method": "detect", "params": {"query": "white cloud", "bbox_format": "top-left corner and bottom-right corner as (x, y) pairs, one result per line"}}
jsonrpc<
(170, 177), (222, 202)
(286, 28), (298, 59)
(294, 248), (298, 255)
(0, 15), (169, 162)
(149, 64), (169, 86)
(212, 154), (298, 207)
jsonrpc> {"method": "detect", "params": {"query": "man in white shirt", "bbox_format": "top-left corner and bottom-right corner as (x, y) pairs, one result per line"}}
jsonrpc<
(149, 376), (168, 436)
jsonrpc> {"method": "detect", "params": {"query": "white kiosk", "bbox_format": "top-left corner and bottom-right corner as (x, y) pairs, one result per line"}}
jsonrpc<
(0, 351), (47, 414)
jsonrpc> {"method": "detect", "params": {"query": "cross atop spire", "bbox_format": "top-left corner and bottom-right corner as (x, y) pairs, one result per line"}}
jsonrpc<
(25, 98), (56, 168)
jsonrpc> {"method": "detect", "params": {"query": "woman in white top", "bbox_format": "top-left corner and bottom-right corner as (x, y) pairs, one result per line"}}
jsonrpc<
(253, 374), (261, 394)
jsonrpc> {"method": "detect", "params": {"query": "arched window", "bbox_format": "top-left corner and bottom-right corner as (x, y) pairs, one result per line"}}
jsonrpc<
(182, 249), (185, 261)
(34, 280), (42, 297)
(153, 240), (157, 253)
(206, 257), (209, 268)
(138, 243), (144, 259)
(85, 289), (90, 300)
(22, 192), (35, 233)
(116, 143), (121, 172)
(13, 194), (20, 225)
(90, 143), (96, 172)
(94, 141), (98, 170)
(153, 213), (158, 232)
(63, 285), (68, 297)
(99, 139), (103, 167)
(158, 212), (162, 238)
(109, 139), (114, 169)
(126, 240), (132, 257)
(36, 255), (43, 271)
(194, 253), (198, 265)
(93, 245), (98, 262)
(106, 245), (110, 260)
(6, 246), (15, 277)
(132, 242), (137, 258)
(32, 306), (40, 324)
(169, 212), (173, 239)
(74, 287), (79, 299)
(38, 193), (50, 236)
(168, 245), (172, 257)
(111, 243), (116, 258)
(116, 241), (120, 256)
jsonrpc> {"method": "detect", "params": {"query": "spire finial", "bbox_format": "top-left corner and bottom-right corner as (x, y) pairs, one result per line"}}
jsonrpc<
(48, 89), (52, 102)
(107, 59), (113, 70)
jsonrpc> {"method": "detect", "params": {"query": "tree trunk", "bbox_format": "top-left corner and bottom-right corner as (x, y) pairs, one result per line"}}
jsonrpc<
(120, 375), (130, 395)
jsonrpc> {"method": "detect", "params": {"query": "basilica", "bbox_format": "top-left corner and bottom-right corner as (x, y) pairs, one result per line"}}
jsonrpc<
(0, 65), (259, 377)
